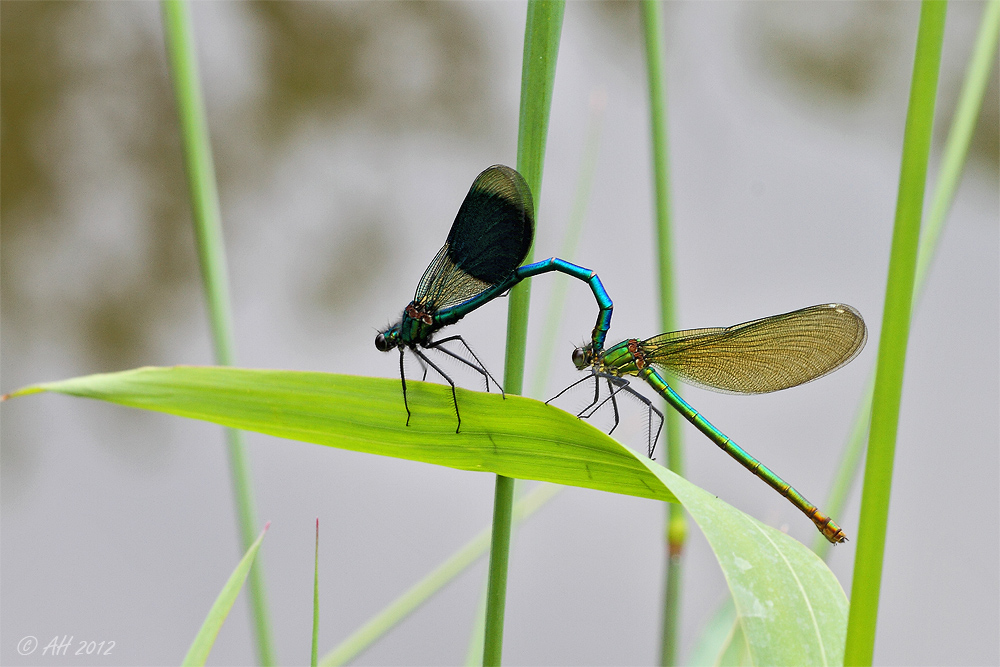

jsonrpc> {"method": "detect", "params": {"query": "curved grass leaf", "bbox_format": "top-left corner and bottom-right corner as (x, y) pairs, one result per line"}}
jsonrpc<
(182, 522), (270, 667)
(7, 366), (847, 664)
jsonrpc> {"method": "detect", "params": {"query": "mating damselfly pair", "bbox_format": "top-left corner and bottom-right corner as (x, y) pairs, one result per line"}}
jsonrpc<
(375, 165), (866, 544)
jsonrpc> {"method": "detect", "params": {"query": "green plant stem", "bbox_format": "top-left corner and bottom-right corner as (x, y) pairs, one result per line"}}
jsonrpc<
(469, 102), (600, 661)
(641, 2), (685, 664)
(504, 0), (566, 389)
(528, 92), (604, 400)
(844, 3), (946, 665)
(160, 2), (274, 664)
(916, 0), (1000, 296)
(312, 519), (320, 667)
(484, 3), (564, 664)
(483, 476), (515, 667)
(813, 0), (999, 560)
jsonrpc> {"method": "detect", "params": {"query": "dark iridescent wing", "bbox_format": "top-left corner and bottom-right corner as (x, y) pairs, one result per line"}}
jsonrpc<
(643, 303), (867, 394)
(415, 165), (534, 311)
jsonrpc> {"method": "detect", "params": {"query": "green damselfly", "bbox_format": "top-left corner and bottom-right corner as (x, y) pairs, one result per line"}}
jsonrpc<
(551, 303), (866, 543)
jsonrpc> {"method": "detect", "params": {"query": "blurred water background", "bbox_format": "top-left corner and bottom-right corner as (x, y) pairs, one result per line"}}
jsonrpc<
(2, 2), (997, 665)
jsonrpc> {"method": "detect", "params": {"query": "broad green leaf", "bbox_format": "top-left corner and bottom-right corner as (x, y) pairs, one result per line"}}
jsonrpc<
(8, 366), (673, 502)
(7, 366), (848, 664)
(183, 522), (270, 667)
(648, 466), (847, 666)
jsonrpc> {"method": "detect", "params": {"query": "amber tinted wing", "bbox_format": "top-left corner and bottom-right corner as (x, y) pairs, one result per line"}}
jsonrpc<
(643, 303), (867, 394)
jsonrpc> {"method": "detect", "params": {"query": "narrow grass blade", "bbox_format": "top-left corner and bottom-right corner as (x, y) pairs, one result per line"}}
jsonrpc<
(812, 0), (1000, 561)
(528, 90), (605, 401)
(506, 0), (566, 392)
(182, 523), (271, 667)
(458, 92), (598, 660)
(641, 2), (686, 664)
(160, 2), (273, 662)
(844, 3), (947, 665)
(483, 475), (514, 667)
(486, 2), (566, 664)
(312, 518), (320, 667)
(689, 1), (992, 652)
(916, 0), (1000, 297)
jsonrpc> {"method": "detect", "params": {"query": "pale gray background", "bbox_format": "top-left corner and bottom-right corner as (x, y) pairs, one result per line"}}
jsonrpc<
(2, 2), (997, 665)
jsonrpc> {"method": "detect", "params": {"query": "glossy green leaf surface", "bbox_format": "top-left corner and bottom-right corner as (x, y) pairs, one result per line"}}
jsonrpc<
(8, 366), (847, 664)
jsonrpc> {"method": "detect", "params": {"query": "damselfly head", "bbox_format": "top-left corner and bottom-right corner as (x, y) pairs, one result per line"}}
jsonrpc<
(571, 345), (592, 370)
(375, 328), (399, 352)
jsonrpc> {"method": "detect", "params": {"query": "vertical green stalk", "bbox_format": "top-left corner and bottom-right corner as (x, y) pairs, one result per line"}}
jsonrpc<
(482, 475), (515, 667)
(160, 2), (275, 664)
(504, 0), (566, 383)
(914, 0), (999, 297)
(312, 519), (320, 667)
(483, 2), (565, 665)
(528, 93), (604, 400)
(844, 3), (946, 665)
(641, 2), (685, 665)
(475, 101), (599, 663)
(813, 0), (999, 560)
